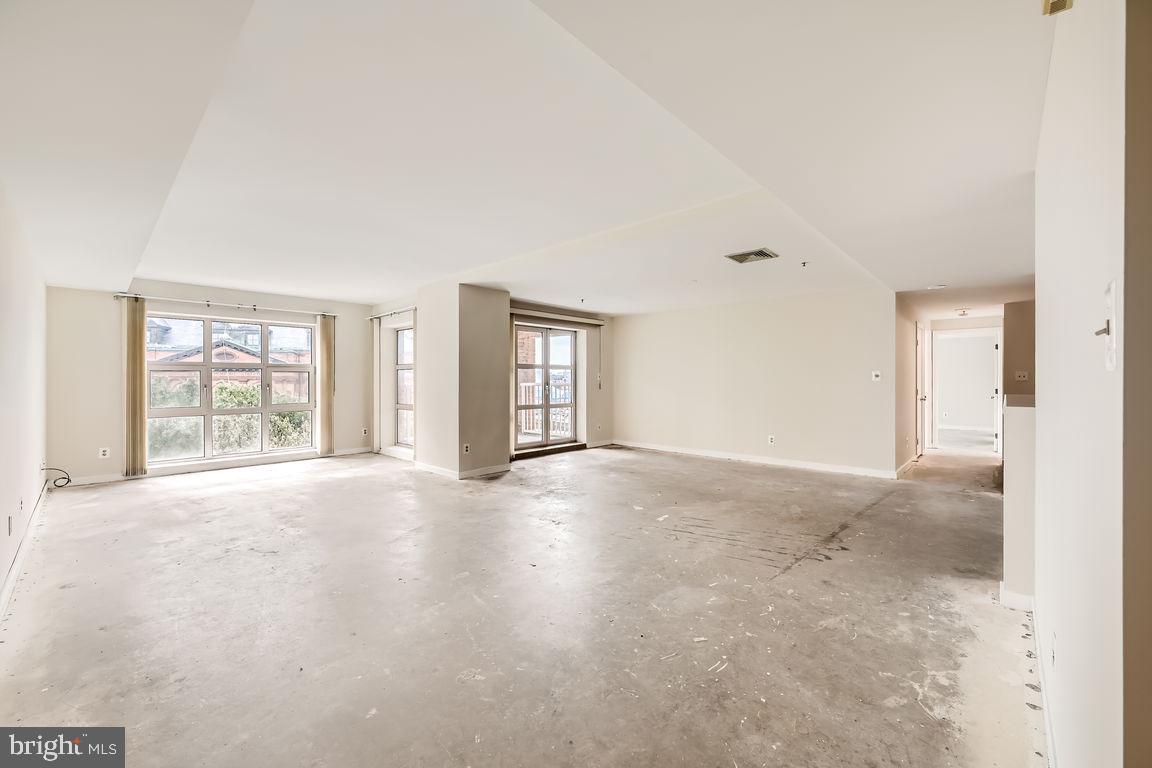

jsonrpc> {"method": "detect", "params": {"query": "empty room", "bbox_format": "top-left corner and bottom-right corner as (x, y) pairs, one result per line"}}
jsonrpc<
(1, 1), (1148, 766)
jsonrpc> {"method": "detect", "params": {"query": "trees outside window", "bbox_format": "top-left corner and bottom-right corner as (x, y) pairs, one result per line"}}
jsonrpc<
(146, 316), (315, 462)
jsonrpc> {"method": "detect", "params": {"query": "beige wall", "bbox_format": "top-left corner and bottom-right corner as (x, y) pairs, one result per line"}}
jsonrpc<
(1002, 300), (1036, 396)
(458, 285), (512, 474)
(894, 298), (917, 471)
(46, 288), (124, 483)
(612, 287), (897, 476)
(45, 281), (374, 481)
(1125, 0), (1152, 761)
(0, 194), (47, 590)
(414, 280), (461, 474)
(935, 333), (998, 431)
(1034, 0), (1125, 764)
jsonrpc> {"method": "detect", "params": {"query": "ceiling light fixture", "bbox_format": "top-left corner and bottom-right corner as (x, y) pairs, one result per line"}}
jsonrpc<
(956, 308), (971, 317)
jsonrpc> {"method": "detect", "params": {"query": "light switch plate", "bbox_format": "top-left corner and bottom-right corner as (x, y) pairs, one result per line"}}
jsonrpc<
(871, 370), (882, 382)
(1104, 280), (1118, 371)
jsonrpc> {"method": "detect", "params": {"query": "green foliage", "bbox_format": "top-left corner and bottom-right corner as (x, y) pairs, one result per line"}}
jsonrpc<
(213, 413), (260, 455)
(147, 417), (202, 461)
(150, 375), (199, 408)
(213, 380), (261, 408)
(270, 410), (312, 449)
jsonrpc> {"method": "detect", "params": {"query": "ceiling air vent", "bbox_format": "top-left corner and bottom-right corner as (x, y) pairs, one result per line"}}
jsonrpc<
(724, 248), (780, 265)
(1042, 0), (1073, 14)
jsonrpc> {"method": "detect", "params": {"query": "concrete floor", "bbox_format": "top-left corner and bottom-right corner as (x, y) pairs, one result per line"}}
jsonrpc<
(1, 448), (1045, 767)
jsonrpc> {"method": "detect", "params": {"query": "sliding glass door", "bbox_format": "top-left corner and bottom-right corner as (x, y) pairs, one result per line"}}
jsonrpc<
(515, 325), (576, 449)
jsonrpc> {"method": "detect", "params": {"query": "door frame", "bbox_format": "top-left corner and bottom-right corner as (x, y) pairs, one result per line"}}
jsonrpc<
(514, 324), (577, 450)
(930, 326), (1003, 456)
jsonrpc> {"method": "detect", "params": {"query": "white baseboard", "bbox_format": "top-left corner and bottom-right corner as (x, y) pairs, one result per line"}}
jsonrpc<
(415, 461), (511, 480)
(69, 473), (125, 487)
(378, 445), (414, 461)
(333, 447), (372, 456)
(1, 480), (49, 621)
(1033, 608), (1059, 768)
(999, 583), (1035, 612)
(586, 440), (613, 448)
(612, 440), (897, 480)
(459, 463), (511, 479)
(896, 457), (916, 477)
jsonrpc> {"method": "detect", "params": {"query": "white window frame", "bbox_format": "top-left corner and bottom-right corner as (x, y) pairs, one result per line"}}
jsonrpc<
(145, 314), (317, 464)
(395, 327), (415, 447)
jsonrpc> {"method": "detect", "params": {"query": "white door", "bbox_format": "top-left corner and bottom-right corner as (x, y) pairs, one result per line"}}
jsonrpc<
(515, 325), (576, 449)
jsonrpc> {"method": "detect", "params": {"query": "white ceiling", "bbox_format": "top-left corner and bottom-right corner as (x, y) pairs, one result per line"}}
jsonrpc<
(530, 0), (1055, 294)
(1, 0), (1055, 312)
(0, 0), (253, 290)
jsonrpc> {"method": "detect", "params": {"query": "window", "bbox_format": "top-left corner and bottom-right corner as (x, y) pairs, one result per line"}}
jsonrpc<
(145, 315), (316, 463)
(396, 328), (414, 446)
(515, 325), (576, 449)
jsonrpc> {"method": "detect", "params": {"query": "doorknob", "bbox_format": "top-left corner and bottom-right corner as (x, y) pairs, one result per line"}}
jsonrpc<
(919, 396), (927, 402)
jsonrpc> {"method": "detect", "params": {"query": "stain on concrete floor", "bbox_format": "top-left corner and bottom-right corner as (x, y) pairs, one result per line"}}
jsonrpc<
(0, 448), (1044, 767)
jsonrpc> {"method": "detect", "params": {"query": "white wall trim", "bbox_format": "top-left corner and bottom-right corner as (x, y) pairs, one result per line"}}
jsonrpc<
(415, 461), (511, 480)
(69, 473), (125, 487)
(896, 457), (917, 478)
(414, 461), (459, 479)
(1033, 609), (1059, 768)
(379, 445), (415, 461)
(613, 440), (897, 480)
(458, 463), (511, 479)
(148, 449), (319, 478)
(0, 481), (49, 622)
(998, 583), (1035, 612)
(333, 447), (372, 456)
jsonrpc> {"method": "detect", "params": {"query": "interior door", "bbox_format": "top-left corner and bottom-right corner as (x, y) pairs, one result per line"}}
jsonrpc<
(515, 325), (576, 449)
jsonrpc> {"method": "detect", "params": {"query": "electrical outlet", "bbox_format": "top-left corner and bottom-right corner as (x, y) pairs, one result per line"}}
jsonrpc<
(1014, 371), (1030, 382)
(361, 427), (368, 437)
(463, 443), (470, 454)
(98, 447), (110, 459)
(596, 424), (602, 431)
(768, 435), (775, 445)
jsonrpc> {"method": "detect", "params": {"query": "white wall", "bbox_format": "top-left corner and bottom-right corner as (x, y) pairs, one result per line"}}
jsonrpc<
(612, 287), (897, 476)
(414, 280), (461, 474)
(46, 281), (374, 480)
(0, 194), (47, 591)
(934, 334), (997, 430)
(894, 298), (917, 470)
(1034, 0), (1126, 764)
(46, 288), (124, 483)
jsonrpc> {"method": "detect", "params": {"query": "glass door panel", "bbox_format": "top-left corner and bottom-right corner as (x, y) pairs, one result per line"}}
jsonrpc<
(515, 325), (577, 449)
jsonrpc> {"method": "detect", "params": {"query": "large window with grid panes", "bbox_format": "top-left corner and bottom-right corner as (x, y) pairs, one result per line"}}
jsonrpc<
(145, 315), (315, 463)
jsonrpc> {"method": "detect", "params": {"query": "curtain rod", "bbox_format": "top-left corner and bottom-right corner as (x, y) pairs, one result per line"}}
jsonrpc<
(367, 306), (415, 320)
(113, 292), (337, 317)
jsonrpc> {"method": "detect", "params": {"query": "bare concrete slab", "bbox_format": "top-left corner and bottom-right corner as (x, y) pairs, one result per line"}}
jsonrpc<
(0, 448), (1044, 767)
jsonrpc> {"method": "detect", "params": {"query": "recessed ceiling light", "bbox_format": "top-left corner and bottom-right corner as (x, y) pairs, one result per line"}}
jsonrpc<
(956, 308), (971, 317)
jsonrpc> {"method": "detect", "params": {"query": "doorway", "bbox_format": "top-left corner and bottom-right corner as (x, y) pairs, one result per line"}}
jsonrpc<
(931, 328), (1002, 456)
(515, 325), (576, 449)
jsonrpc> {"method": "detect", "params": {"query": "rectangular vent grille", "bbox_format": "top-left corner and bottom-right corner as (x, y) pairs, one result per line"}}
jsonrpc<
(1042, 0), (1072, 14)
(724, 248), (780, 264)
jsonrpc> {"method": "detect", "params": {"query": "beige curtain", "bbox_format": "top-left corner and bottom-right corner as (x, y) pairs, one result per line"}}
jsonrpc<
(124, 297), (148, 477)
(317, 313), (336, 456)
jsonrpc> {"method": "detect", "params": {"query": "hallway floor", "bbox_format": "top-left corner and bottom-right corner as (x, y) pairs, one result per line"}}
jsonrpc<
(1, 448), (1044, 767)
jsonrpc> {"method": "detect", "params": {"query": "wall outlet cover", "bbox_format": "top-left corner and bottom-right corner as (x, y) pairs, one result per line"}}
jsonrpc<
(98, 447), (110, 459)
(1014, 371), (1030, 381)
(361, 427), (369, 436)
(463, 444), (470, 454)
(871, 370), (882, 381)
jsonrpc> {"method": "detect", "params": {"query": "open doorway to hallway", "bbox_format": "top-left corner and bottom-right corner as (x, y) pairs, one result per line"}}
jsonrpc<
(932, 328), (1002, 456)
